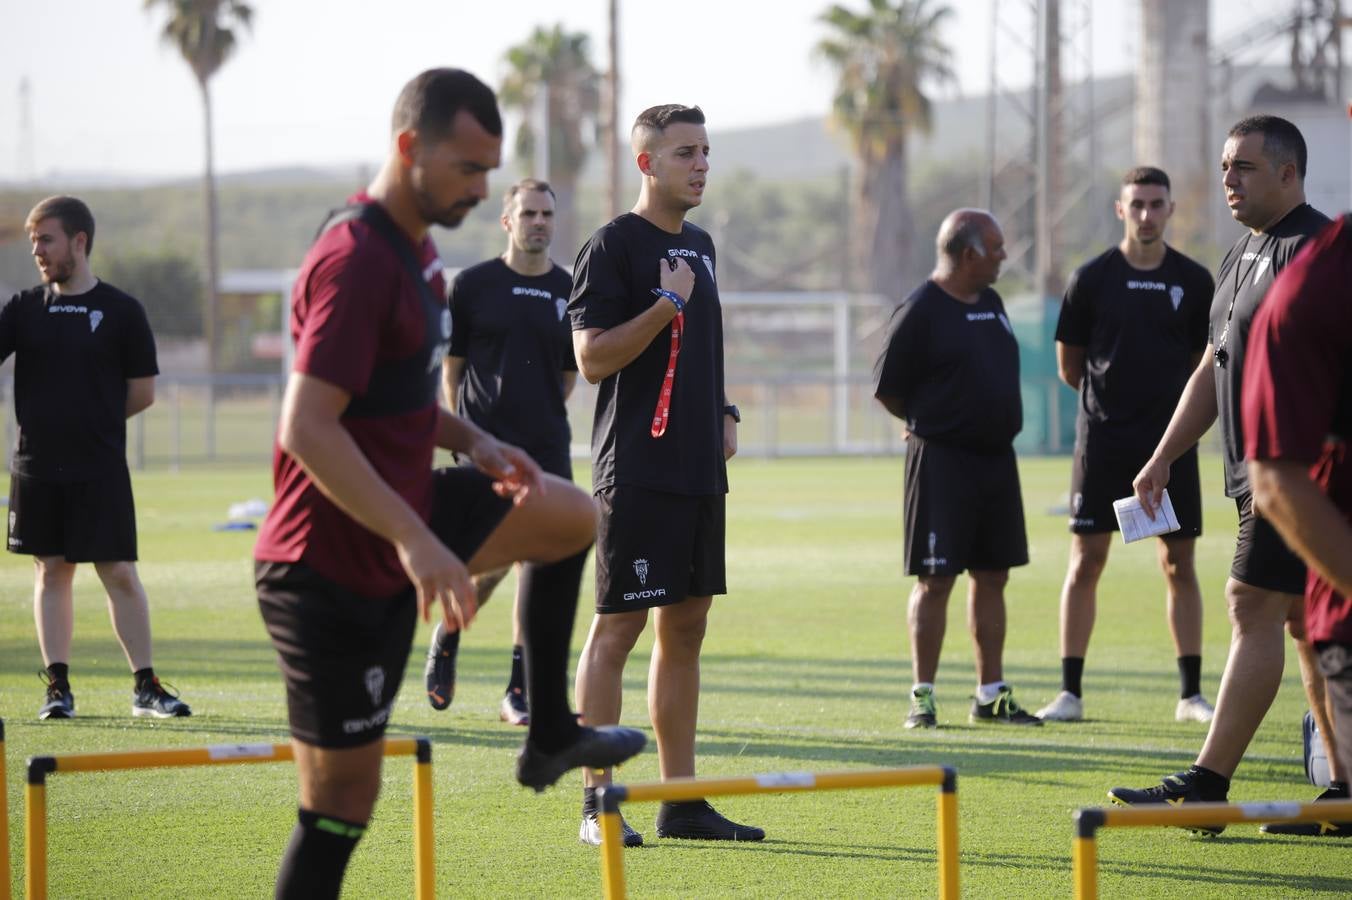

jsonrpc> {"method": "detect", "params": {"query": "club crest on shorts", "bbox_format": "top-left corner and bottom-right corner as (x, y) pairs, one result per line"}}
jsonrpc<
(1073, 492), (1084, 513)
(921, 531), (947, 573)
(363, 666), (385, 708)
(633, 558), (650, 587)
(89, 310), (104, 333)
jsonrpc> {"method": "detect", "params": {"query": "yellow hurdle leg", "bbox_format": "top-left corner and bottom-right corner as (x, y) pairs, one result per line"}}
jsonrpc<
(24, 777), (48, 900)
(936, 772), (960, 900)
(413, 742), (434, 900)
(596, 787), (628, 900)
(1, 720), (10, 900)
(1072, 834), (1099, 900)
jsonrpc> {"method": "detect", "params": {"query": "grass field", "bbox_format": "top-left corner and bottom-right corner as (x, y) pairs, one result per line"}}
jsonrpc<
(1, 455), (1347, 898)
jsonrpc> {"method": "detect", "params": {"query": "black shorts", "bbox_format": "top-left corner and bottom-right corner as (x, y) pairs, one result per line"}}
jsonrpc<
(6, 469), (138, 562)
(1230, 491), (1306, 594)
(903, 436), (1028, 576)
(594, 485), (725, 614)
(256, 467), (513, 748)
(1070, 440), (1202, 538)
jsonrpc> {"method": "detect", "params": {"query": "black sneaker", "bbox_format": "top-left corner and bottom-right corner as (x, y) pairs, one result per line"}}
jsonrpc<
(579, 812), (644, 847)
(970, 686), (1042, 725)
(655, 800), (766, 841)
(425, 627), (459, 711)
(499, 688), (529, 726)
(38, 671), (75, 720)
(132, 677), (192, 718)
(905, 686), (937, 729)
(1108, 769), (1226, 836)
(516, 726), (647, 793)
(1260, 786), (1352, 837)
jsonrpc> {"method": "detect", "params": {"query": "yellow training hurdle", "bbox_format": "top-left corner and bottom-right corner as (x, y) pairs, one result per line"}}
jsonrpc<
(23, 735), (434, 900)
(1073, 798), (1352, 899)
(597, 765), (959, 899)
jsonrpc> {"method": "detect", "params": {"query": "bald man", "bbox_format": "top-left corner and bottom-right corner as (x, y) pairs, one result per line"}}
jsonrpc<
(874, 209), (1041, 729)
(567, 104), (760, 847)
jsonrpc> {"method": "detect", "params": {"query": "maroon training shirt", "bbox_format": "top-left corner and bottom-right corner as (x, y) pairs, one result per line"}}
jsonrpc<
(255, 194), (449, 598)
(1243, 214), (1352, 643)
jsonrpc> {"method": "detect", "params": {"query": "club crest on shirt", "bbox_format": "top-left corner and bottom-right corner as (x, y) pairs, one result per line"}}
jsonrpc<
(999, 313), (1013, 335)
(556, 297), (567, 321)
(1169, 285), (1183, 311)
(702, 254), (715, 281)
(1253, 257), (1270, 283)
(440, 309), (451, 339)
(89, 310), (104, 333)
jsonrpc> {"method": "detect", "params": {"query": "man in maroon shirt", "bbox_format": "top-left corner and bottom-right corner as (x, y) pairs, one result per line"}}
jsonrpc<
(1245, 213), (1352, 836)
(253, 69), (643, 897)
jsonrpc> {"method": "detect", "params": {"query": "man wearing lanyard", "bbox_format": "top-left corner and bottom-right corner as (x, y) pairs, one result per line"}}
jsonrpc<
(568, 103), (760, 847)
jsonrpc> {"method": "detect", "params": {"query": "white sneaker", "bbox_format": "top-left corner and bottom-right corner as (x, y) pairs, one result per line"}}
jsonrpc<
(1035, 690), (1083, 721)
(1176, 693), (1215, 723)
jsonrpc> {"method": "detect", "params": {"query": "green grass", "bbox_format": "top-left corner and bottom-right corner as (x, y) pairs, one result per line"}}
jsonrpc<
(1, 456), (1346, 898)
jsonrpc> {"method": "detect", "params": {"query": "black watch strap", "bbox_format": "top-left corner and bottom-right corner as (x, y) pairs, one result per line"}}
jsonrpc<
(723, 404), (741, 423)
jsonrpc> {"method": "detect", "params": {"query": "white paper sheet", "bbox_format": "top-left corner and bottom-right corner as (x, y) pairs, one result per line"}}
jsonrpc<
(1113, 489), (1181, 543)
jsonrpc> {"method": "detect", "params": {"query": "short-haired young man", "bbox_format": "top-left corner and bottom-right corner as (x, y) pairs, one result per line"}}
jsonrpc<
(3, 195), (191, 721)
(253, 69), (643, 896)
(1037, 167), (1216, 723)
(569, 104), (761, 847)
(875, 208), (1041, 730)
(1109, 115), (1342, 833)
(424, 178), (580, 726)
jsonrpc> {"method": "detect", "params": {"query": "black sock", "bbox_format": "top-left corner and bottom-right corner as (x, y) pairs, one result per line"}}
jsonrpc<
(519, 549), (588, 752)
(1177, 655), (1202, 699)
(1061, 657), (1085, 698)
(582, 786), (598, 817)
(1323, 781), (1349, 799)
(1187, 765), (1230, 799)
(507, 645), (525, 694)
(47, 662), (69, 687)
(133, 667), (156, 693)
(275, 808), (365, 900)
(433, 621), (461, 657)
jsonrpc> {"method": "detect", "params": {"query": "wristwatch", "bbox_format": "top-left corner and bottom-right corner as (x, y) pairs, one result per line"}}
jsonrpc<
(723, 404), (741, 423)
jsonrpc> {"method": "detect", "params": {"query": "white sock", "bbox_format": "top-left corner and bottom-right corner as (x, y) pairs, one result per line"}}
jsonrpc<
(911, 682), (934, 695)
(976, 681), (1006, 704)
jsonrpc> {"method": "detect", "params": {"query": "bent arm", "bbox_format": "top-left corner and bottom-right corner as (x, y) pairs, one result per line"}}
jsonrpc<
(1250, 458), (1352, 598)
(126, 376), (155, 417)
(1056, 342), (1085, 391)
(573, 298), (679, 383)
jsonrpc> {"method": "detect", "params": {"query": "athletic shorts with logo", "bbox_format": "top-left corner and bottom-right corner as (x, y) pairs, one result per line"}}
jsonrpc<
(257, 466), (513, 748)
(1069, 439), (1202, 537)
(903, 435), (1028, 576)
(7, 468), (138, 561)
(1231, 490), (1306, 595)
(594, 485), (725, 614)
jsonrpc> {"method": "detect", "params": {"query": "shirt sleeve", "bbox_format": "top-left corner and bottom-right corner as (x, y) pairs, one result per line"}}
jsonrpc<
(292, 231), (390, 396)
(0, 292), (20, 364)
(1187, 264), (1215, 352)
(447, 271), (471, 358)
(121, 297), (159, 378)
(568, 229), (630, 332)
(1243, 222), (1350, 464)
(1053, 261), (1092, 346)
(873, 300), (925, 408)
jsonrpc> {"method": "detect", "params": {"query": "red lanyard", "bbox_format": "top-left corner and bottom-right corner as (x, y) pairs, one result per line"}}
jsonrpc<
(650, 311), (684, 438)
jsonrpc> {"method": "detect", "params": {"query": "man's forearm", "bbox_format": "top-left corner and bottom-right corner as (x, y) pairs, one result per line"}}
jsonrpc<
(1250, 458), (1352, 598)
(435, 407), (488, 456)
(1150, 350), (1219, 465)
(574, 298), (679, 383)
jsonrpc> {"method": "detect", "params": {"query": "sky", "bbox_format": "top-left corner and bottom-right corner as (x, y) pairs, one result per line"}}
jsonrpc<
(0, 0), (1285, 182)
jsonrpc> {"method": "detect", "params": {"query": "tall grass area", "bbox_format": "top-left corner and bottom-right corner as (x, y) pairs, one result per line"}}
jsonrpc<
(1, 456), (1347, 898)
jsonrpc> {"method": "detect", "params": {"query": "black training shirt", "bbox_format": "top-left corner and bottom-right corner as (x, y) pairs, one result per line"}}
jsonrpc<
(1211, 203), (1330, 497)
(1055, 246), (1213, 449)
(448, 258), (575, 460)
(568, 213), (727, 496)
(0, 281), (158, 481)
(874, 280), (1022, 452)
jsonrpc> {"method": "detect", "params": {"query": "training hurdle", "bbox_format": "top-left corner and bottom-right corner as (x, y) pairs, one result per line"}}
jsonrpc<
(1073, 798), (1352, 899)
(2, 719), (10, 900)
(597, 765), (959, 899)
(24, 736), (434, 900)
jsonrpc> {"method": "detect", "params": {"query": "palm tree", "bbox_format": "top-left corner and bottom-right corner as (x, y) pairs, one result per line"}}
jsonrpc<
(499, 25), (601, 262)
(143, 0), (253, 375)
(817, 0), (954, 294)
